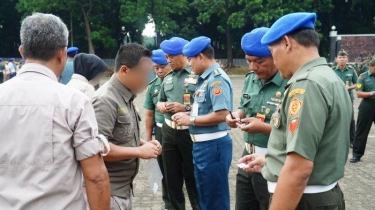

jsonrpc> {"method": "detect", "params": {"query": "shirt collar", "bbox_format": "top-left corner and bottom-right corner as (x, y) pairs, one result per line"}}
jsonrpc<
(287, 57), (327, 85)
(17, 63), (58, 81)
(71, 74), (89, 83)
(252, 70), (284, 87)
(172, 65), (192, 75)
(366, 70), (375, 77)
(109, 74), (136, 102)
(200, 63), (220, 79)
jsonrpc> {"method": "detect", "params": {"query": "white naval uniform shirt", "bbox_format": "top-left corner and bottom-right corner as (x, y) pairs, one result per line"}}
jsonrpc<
(67, 74), (96, 98)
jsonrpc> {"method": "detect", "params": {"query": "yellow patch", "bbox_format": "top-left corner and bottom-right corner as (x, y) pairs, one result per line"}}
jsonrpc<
(288, 88), (306, 98)
(289, 98), (303, 117)
(357, 83), (362, 89)
(117, 107), (129, 115)
(210, 80), (222, 87)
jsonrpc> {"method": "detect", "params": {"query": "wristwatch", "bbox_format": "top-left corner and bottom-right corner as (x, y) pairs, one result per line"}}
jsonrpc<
(185, 105), (191, 111)
(190, 116), (196, 126)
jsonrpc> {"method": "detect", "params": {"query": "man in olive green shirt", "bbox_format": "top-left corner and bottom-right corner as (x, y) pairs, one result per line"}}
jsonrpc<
(93, 43), (162, 210)
(332, 49), (358, 147)
(226, 27), (288, 210)
(143, 49), (172, 209)
(350, 56), (375, 163)
(239, 12), (350, 209)
(157, 37), (201, 210)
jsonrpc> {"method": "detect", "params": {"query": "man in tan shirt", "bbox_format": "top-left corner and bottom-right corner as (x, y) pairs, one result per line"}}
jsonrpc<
(0, 13), (110, 210)
(92, 43), (162, 210)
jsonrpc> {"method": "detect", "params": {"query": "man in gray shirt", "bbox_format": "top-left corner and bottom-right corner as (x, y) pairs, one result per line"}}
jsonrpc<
(0, 13), (110, 210)
(92, 43), (162, 210)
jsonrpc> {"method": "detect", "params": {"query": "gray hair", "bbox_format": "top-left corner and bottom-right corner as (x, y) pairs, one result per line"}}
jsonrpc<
(20, 13), (69, 61)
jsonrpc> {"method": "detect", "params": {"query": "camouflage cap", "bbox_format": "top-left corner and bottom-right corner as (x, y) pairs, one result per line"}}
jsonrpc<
(337, 49), (348, 56)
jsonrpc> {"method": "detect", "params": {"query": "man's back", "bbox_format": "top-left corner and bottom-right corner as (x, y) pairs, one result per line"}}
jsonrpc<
(0, 63), (99, 209)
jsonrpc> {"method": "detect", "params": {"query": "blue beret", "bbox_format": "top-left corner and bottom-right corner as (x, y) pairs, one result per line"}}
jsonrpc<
(241, 27), (271, 57)
(67, 47), (79, 54)
(0, 58), (2, 62)
(182, 36), (211, 57)
(8, 58), (15, 62)
(261, 12), (317, 45)
(152, 49), (168, 65)
(160, 37), (188, 55)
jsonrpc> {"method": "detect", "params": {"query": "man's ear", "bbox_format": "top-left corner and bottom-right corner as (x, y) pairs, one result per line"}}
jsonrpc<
(198, 53), (204, 62)
(18, 46), (24, 59)
(283, 35), (293, 54)
(56, 47), (67, 64)
(119, 64), (130, 75)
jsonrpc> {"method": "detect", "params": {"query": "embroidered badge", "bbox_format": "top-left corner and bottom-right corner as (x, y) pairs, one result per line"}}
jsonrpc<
(210, 80), (222, 87)
(288, 88), (306, 98)
(357, 83), (362, 89)
(289, 118), (299, 134)
(289, 98), (303, 117)
(276, 91), (282, 98)
(212, 87), (222, 96)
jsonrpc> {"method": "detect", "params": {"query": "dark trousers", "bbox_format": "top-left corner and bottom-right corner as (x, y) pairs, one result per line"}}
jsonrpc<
(155, 125), (171, 209)
(353, 100), (375, 158)
(235, 149), (269, 210)
(161, 123), (201, 210)
(350, 103), (355, 144)
(270, 184), (345, 209)
(193, 135), (232, 210)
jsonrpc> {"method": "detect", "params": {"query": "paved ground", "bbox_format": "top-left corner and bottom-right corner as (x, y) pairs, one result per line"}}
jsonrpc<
(119, 76), (375, 210)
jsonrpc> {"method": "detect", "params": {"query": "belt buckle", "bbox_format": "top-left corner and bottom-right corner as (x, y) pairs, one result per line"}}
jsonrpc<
(191, 134), (196, 142)
(246, 143), (255, 154)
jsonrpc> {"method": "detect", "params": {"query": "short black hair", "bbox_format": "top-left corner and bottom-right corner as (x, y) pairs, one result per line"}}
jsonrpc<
(201, 46), (214, 59)
(114, 43), (152, 72)
(288, 28), (320, 48)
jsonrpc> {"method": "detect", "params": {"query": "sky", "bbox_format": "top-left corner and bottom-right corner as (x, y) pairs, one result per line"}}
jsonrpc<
(142, 22), (156, 37)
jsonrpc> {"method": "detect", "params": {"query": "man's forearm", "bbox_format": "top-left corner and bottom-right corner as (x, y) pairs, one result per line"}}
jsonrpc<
(85, 170), (111, 210)
(269, 153), (313, 210)
(103, 143), (141, 162)
(357, 91), (373, 99)
(194, 110), (229, 126)
(144, 110), (155, 141)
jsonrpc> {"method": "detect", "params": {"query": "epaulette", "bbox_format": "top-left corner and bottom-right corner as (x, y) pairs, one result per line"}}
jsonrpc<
(245, 71), (254, 77)
(213, 69), (221, 77)
(347, 65), (355, 69)
(165, 70), (173, 76)
(148, 77), (158, 85)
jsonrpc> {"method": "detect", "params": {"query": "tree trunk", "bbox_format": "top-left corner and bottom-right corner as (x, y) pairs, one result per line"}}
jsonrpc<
(224, 0), (233, 69)
(81, 1), (95, 54)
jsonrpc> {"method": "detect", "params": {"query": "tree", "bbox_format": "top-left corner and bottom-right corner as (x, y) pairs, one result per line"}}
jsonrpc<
(119, 0), (190, 47)
(191, 0), (244, 68)
(16, 0), (112, 54)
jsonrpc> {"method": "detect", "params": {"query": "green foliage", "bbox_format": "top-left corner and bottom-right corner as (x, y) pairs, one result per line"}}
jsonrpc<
(0, 0), (372, 58)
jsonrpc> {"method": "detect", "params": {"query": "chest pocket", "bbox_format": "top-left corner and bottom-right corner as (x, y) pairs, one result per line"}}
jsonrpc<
(152, 88), (160, 104)
(164, 83), (173, 92)
(187, 83), (197, 92)
(113, 115), (134, 143)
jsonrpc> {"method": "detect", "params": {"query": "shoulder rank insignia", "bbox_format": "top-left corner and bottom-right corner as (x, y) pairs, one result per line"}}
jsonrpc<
(245, 71), (254, 77)
(148, 77), (158, 85)
(213, 69), (221, 76)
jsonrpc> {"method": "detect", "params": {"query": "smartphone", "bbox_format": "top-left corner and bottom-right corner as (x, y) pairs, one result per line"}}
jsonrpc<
(229, 111), (245, 124)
